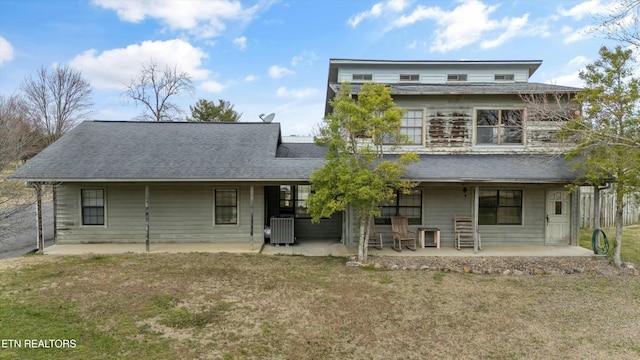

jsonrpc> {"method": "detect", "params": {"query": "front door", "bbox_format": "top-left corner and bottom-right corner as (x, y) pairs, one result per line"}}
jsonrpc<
(546, 190), (570, 245)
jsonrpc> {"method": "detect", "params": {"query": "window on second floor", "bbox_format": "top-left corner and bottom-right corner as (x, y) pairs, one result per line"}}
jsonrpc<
(399, 74), (420, 81)
(384, 109), (424, 145)
(494, 74), (515, 81)
(352, 73), (373, 81)
(476, 109), (523, 145)
(447, 74), (467, 82)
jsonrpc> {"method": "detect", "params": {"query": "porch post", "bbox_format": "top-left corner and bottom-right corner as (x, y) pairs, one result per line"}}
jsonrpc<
(145, 185), (150, 252)
(473, 185), (479, 254)
(52, 185), (57, 244)
(32, 183), (44, 254)
(250, 185), (254, 251)
(593, 185), (600, 230)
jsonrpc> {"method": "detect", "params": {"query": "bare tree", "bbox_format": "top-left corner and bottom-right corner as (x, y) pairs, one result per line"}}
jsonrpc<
(124, 60), (194, 122)
(21, 65), (94, 145)
(596, 0), (640, 48)
(0, 94), (39, 232)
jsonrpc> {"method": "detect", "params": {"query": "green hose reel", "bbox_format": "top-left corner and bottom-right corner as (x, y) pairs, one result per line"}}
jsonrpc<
(591, 228), (609, 255)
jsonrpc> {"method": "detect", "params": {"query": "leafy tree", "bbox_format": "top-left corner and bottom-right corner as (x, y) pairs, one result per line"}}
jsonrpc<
(125, 60), (193, 122)
(566, 46), (640, 267)
(189, 99), (242, 122)
(21, 64), (93, 144)
(307, 82), (417, 263)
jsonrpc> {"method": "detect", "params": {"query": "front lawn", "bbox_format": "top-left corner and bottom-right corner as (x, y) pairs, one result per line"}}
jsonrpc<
(1, 253), (638, 359)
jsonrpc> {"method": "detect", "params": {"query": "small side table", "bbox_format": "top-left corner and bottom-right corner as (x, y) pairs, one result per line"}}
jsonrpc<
(418, 227), (440, 249)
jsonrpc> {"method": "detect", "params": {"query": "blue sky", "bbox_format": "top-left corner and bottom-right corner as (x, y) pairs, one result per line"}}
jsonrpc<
(0, 0), (628, 135)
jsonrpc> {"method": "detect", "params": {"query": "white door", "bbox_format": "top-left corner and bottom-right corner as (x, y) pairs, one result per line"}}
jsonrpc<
(546, 190), (570, 245)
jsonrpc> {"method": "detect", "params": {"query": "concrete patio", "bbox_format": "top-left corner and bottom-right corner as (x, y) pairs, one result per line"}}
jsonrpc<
(42, 240), (595, 258)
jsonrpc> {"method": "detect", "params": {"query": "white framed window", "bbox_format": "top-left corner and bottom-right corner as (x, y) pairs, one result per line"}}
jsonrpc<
(384, 109), (424, 145)
(399, 74), (420, 82)
(447, 74), (467, 82)
(214, 188), (238, 225)
(352, 73), (372, 81)
(494, 74), (515, 81)
(475, 108), (524, 145)
(81, 188), (106, 226)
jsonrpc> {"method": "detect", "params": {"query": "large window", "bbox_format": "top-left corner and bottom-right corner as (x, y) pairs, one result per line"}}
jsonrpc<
(476, 109), (523, 145)
(215, 189), (238, 225)
(479, 189), (522, 225)
(81, 189), (105, 226)
(377, 189), (422, 225)
(385, 109), (423, 145)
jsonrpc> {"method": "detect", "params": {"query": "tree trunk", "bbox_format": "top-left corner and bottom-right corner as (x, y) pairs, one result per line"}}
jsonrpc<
(613, 188), (624, 267)
(357, 215), (370, 263)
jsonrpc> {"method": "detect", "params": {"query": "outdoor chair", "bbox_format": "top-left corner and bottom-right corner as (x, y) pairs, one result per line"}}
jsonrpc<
(368, 216), (383, 250)
(454, 215), (481, 250)
(391, 216), (416, 251)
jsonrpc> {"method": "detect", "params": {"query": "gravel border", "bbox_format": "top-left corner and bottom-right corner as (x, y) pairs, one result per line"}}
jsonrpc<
(356, 255), (639, 276)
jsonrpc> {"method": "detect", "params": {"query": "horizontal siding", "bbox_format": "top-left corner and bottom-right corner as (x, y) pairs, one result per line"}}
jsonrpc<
(348, 185), (554, 249)
(56, 183), (264, 244)
(294, 212), (342, 240)
(336, 67), (531, 84)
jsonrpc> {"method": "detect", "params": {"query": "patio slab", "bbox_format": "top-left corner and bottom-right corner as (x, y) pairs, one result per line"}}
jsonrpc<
(41, 241), (594, 258)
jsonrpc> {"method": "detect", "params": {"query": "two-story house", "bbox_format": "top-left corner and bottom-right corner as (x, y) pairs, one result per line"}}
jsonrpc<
(327, 59), (581, 250)
(10, 58), (581, 252)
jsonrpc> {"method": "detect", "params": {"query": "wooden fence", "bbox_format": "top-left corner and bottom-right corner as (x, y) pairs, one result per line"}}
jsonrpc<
(579, 187), (640, 228)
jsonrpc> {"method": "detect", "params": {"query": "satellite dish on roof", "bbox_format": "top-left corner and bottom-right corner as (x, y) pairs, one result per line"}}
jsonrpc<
(259, 113), (275, 123)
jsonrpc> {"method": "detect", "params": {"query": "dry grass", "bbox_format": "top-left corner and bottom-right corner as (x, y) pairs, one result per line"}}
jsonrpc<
(1, 253), (639, 359)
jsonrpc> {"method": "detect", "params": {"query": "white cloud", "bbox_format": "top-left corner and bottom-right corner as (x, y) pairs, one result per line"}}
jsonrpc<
(200, 80), (225, 93)
(0, 36), (14, 65)
(244, 74), (258, 82)
(563, 24), (596, 43)
(233, 36), (247, 50)
(268, 65), (294, 79)
(290, 50), (318, 67)
(393, 0), (530, 53)
(568, 55), (589, 68)
(348, 0), (409, 27)
(557, 0), (610, 20)
(547, 72), (583, 88)
(91, 0), (259, 38)
(275, 86), (319, 100)
(69, 39), (209, 90)
(481, 14), (529, 49)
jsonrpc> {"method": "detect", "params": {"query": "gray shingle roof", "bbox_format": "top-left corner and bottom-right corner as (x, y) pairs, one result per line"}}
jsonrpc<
(329, 82), (580, 95)
(11, 121), (577, 183)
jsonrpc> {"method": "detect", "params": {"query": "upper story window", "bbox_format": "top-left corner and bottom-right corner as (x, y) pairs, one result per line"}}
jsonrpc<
(447, 74), (467, 82)
(399, 74), (420, 82)
(476, 109), (523, 145)
(352, 73), (373, 81)
(494, 74), (515, 81)
(384, 109), (424, 145)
